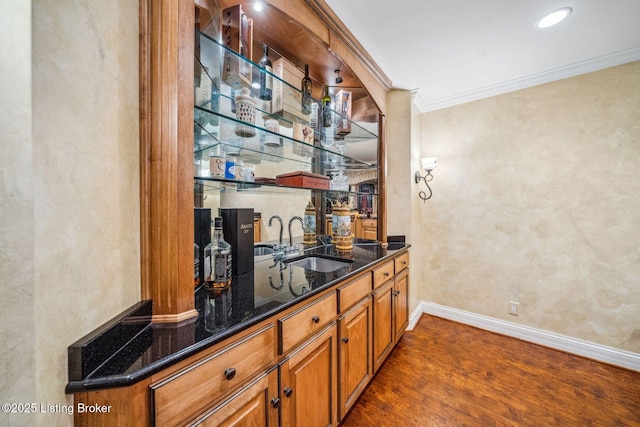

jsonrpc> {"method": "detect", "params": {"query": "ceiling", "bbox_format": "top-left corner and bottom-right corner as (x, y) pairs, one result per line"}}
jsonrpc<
(324, 0), (640, 112)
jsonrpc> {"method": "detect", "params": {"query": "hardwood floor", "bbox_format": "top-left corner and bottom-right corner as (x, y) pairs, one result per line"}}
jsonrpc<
(340, 314), (640, 426)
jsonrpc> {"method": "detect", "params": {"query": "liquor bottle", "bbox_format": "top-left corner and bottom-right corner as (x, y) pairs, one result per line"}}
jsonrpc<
(322, 84), (332, 128)
(204, 217), (232, 289)
(258, 44), (272, 101)
(301, 64), (312, 115)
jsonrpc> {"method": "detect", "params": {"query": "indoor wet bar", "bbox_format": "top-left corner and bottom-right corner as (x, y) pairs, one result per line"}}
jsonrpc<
(65, 0), (407, 425)
(5, 0), (635, 425)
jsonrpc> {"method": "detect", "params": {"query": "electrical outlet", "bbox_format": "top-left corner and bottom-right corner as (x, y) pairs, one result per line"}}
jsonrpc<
(509, 302), (520, 316)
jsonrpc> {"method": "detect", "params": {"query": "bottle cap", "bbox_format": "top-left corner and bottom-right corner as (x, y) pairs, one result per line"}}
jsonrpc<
(214, 217), (223, 228)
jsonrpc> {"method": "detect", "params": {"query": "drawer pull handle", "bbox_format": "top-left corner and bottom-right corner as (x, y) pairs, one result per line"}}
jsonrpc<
(312, 315), (320, 324)
(342, 337), (349, 344)
(284, 387), (293, 398)
(224, 367), (236, 381)
(271, 397), (281, 408)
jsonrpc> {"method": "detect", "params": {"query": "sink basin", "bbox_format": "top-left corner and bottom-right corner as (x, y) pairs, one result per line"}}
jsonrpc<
(287, 256), (352, 273)
(254, 244), (275, 256)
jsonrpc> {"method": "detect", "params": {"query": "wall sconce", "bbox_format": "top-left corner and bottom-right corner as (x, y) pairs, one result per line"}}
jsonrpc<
(415, 157), (437, 202)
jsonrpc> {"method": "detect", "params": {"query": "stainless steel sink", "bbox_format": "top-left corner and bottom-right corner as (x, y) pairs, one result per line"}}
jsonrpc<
(254, 244), (275, 256)
(287, 256), (352, 273)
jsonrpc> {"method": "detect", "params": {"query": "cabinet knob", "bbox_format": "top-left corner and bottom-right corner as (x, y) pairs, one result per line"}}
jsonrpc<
(224, 367), (236, 381)
(271, 397), (281, 408)
(393, 290), (400, 296)
(312, 315), (320, 324)
(284, 387), (293, 398)
(384, 272), (390, 277)
(342, 337), (349, 344)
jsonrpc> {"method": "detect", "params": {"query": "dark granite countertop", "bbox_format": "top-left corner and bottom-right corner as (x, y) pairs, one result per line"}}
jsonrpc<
(66, 239), (409, 393)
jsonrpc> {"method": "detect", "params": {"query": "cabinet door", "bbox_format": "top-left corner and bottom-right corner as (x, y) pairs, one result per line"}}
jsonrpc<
(372, 280), (394, 372)
(192, 368), (279, 426)
(280, 324), (338, 427)
(362, 226), (377, 240)
(393, 268), (409, 344)
(338, 297), (372, 420)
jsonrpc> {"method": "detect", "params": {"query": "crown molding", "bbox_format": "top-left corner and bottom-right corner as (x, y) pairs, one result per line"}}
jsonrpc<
(413, 47), (640, 113)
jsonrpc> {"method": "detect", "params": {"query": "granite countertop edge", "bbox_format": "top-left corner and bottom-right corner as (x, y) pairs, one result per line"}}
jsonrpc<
(66, 244), (410, 394)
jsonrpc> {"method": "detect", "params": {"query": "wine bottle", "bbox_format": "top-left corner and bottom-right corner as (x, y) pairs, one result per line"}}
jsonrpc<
(301, 64), (312, 115)
(322, 84), (332, 128)
(203, 217), (232, 289)
(258, 44), (272, 101)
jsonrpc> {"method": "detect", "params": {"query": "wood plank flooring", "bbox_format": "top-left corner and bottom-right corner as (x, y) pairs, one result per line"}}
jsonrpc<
(340, 314), (640, 426)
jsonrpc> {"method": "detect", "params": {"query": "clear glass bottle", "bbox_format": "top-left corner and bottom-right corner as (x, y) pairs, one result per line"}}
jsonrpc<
(322, 84), (332, 128)
(204, 217), (232, 289)
(258, 44), (273, 101)
(301, 64), (312, 115)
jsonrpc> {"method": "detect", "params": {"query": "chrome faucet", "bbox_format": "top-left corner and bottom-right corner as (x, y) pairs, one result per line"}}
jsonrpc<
(268, 215), (284, 248)
(288, 216), (304, 251)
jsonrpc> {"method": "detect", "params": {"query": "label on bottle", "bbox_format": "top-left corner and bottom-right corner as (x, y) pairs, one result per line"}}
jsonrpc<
(213, 252), (232, 287)
(214, 253), (229, 281)
(264, 65), (273, 92)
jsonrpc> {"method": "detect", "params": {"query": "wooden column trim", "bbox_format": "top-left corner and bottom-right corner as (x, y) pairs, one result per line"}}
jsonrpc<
(140, 0), (197, 322)
(377, 114), (387, 243)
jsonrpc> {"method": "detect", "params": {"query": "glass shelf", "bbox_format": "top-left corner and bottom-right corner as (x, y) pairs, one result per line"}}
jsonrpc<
(193, 109), (375, 173)
(195, 29), (379, 147)
(195, 177), (380, 197)
(193, 27), (381, 241)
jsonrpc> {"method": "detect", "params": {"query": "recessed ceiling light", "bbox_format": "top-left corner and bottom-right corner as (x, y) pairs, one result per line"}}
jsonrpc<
(535, 7), (572, 29)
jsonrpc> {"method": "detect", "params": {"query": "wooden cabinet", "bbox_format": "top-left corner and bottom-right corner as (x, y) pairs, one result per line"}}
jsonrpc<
(72, 250), (409, 427)
(151, 325), (277, 426)
(372, 259), (394, 289)
(280, 324), (338, 427)
(371, 252), (410, 371)
(278, 292), (337, 354)
(393, 268), (409, 344)
(254, 217), (261, 243)
(355, 218), (377, 240)
(337, 297), (372, 420)
(190, 368), (279, 426)
(336, 273), (371, 312)
(371, 279), (395, 372)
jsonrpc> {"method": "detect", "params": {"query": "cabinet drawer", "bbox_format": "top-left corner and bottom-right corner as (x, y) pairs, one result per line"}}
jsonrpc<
(279, 292), (337, 354)
(394, 252), (409, 273)
(372, 260), (394, 289)
(361, 218), (377, 227)
(151, 324), (276, 427)
(337, 274), (372, 313)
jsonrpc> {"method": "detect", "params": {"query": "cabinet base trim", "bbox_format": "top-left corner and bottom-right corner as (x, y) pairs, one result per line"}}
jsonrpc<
(413, 301), (640, 372)
(152, 309), (199, 324)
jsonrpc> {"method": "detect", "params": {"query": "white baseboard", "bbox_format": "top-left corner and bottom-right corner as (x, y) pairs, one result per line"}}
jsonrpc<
(407, 301), (640, 372)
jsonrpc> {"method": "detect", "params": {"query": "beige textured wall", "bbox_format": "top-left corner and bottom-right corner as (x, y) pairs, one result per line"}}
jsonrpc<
(386, 89), (428, 315)
(1, 1), (36, 426)
(2, 1), (140, 426)
(418, 62), (640, 352)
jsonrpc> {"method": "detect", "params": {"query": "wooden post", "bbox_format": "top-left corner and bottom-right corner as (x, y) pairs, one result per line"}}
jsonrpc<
(140, 0), (197, 322)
